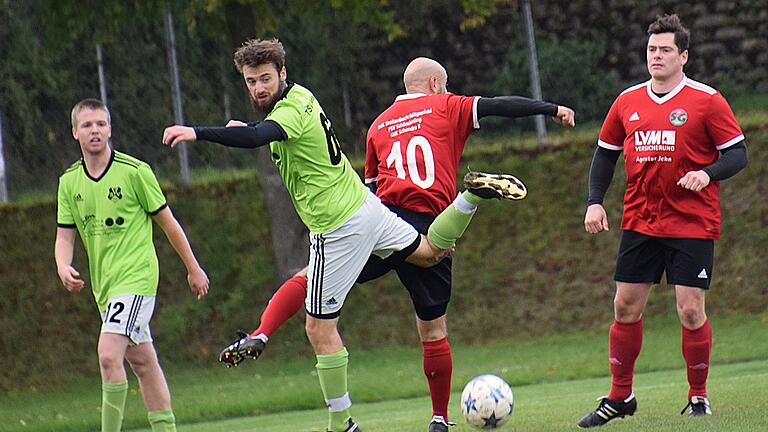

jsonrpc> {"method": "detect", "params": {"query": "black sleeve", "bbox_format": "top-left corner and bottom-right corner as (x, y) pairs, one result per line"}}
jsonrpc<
(701, 141), (748, 181)
(476, 96), (559, 119)
(193, 120), (287, 149)
(587, 146), (622, 205)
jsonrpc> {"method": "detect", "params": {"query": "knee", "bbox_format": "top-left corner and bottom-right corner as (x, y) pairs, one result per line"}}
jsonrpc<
(98, 350), (123, 375)
(421, 330), (447, 342)
(613, 298), (642, 322)
(418, 320), (448, 342)
(305, 318), (326, 343)
(127, 355), (150, 377)
(677, 304), (706, 328)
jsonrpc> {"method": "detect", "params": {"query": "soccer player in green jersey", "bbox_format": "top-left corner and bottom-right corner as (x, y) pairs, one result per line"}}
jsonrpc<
(162, 38), (523, 432)
(56, 98), (209, 432)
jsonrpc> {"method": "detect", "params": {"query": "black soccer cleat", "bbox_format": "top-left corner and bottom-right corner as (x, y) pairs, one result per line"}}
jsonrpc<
(218, 330), (267, 367)
(427, 415), (454, 432)
(577, 393), (637, 428)
(337, 418), (361, 432)
(680, 396), (712, 417)
(463, 171), (527, 200)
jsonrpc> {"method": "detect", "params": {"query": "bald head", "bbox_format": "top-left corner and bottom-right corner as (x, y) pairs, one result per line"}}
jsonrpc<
(403, 57), (448, 94)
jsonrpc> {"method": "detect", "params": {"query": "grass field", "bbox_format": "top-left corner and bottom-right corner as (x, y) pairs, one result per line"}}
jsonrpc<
(2, 315), (766, 432)
(133, 360), (768, 432)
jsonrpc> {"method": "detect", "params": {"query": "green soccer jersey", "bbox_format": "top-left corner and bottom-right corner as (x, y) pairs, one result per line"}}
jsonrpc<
(266, 83), (368, 233)
(57, 150), (167, 311)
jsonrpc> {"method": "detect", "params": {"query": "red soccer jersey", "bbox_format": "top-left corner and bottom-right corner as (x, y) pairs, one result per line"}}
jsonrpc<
(598, 76), (744, 239)
(365, 93), (479, 216)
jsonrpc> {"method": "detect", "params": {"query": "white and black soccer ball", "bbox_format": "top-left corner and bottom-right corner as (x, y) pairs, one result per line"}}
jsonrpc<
(460, 374), (514, 429)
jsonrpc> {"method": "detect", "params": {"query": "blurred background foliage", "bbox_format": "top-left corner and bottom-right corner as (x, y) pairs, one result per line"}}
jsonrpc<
(1, 0), (765, 198)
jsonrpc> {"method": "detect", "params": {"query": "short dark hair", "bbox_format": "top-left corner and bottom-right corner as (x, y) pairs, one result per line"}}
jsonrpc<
(647, 14), (690, 53)
(233, 38), (285, 73)
(71, 98), (110, 128)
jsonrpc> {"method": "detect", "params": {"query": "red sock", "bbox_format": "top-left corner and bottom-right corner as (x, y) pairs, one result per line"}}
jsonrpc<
(423, 337), (452, 421)
(251, 276), (307, 338)
(608, 319), (643, 401)
(682, 320), (712, 399)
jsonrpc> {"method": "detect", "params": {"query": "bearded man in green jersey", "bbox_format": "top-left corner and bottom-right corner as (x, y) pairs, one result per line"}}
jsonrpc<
(56, 98), (209, 432)
(162, 38), (524, 432)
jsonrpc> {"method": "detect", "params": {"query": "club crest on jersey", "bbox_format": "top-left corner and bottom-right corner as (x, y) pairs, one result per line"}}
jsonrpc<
(669, 108), (687, 126)
(108, 186), (123, 201)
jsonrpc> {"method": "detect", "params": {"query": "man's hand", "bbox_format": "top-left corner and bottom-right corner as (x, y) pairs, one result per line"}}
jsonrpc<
(58, 265), (85, 292)
(188, 267), (210, 300)
(677, 170), (710, 192)
(584, 203), (609, 234)
(162, 125), (196, 148)
(553, 106), (576, 127)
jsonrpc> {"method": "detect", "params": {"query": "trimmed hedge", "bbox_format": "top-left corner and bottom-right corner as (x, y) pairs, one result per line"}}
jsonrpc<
(2, 126), (766, 392)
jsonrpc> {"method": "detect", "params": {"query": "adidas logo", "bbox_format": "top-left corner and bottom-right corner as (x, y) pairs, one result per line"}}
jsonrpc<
(698, 268), (708, 279)
(325, 297), (338, 305)
(629, 112), (640, 121)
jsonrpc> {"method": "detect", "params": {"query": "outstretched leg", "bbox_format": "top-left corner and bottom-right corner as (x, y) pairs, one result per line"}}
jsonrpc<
(218, 268), (308, 367)
(424, 171), (527, 253)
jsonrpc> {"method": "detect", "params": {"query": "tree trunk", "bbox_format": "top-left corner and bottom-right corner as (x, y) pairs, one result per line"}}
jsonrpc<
(253, 148), (309, 282)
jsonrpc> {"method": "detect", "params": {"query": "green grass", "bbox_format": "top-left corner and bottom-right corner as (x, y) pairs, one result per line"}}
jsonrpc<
(1, 314), (766, 432)
(133, 360), (768, 432)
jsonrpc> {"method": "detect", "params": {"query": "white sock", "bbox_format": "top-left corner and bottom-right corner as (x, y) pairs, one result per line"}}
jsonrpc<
(452, 192), (478, 214)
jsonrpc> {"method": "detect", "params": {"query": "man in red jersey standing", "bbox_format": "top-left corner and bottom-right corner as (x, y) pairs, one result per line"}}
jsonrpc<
(577, 14), (748, 428)
(219, 56), (575, 432)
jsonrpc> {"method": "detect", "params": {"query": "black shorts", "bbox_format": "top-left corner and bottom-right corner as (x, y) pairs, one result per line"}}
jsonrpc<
(615, 230), (714, 289)
(356, 204), (451, 321)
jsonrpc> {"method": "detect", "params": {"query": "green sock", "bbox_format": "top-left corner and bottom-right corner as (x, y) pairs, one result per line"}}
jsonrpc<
(427, 191), (480, 249)
(316, 348), (351, 431)
(148, 409), (176, 432)
(102, 381), (128, 432)
(462, 190), (485, 206)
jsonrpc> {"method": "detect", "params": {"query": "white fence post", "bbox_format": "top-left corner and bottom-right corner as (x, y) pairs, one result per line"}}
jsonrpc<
(0, 100), (8, 203)
(164, 9), (191, 185)
(521, 0), (548, 147)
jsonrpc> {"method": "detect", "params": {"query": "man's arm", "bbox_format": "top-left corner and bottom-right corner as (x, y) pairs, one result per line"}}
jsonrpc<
(477, 96), (575, 126)
(54, 227), (85, 292)
(162, 120), (286, 149)
(584, 146), (621, 234)
(678, 141), (748, 192)
(587, 146), (621, 205)
(151, 206), (209, 299)
(703, 141), (748, 181)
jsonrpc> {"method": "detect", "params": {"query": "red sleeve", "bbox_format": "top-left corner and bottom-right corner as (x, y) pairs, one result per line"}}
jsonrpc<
(445, 94), (479, 142)
(597, 96), (626, 150)
(706, 93), (744, 150)
(364, 124), (379, 185)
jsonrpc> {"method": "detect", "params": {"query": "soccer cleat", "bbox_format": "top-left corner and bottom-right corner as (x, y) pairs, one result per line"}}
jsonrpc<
(218, 330), (267, 367)
(427, 415), (454, 432)
(338, 418), (361, 432)
(463, 171), (527, 200)
(680, 396), (712, 417)
(577, 393), (637, 428)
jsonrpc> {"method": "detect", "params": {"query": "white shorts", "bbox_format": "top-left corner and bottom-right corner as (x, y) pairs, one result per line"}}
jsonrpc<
(100, 294), (155, 345)
(306, 192), (419, 317)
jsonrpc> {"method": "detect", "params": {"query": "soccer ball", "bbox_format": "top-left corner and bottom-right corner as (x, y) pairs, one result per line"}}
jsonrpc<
(460, 374), (514, 429)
